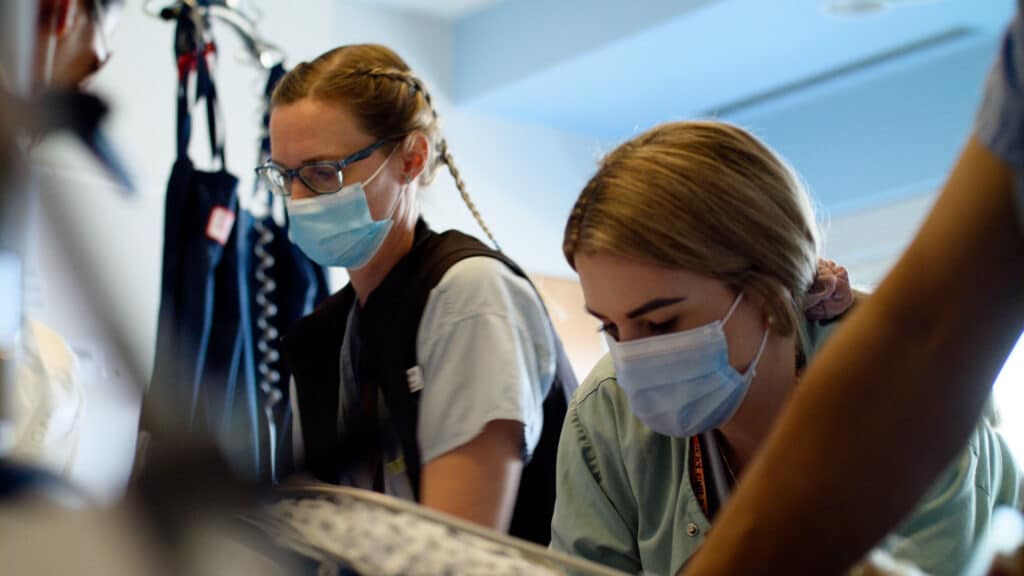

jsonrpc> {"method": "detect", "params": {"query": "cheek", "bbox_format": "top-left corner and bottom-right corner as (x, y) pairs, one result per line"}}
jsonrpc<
(722, 308), (766, 372)
(363, 179), (401, 220)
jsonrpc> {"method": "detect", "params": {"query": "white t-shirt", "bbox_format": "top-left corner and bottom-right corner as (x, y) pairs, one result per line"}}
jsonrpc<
(291, 256), (557, 498)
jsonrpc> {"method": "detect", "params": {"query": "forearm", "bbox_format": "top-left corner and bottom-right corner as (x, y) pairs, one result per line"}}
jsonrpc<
(684, 136), (1024, 575)
(419, 419), (524, 531)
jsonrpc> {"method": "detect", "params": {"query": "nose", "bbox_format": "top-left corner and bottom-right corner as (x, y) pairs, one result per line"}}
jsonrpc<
(616, 327), (643, 343)
(289, 177), (313, 199)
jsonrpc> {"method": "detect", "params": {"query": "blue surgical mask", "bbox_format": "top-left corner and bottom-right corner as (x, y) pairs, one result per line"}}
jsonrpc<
(285, 149), (399, 269)
(607, 293), (769, 438)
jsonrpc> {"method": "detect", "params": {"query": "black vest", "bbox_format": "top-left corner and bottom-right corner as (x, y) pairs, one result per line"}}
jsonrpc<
(284, 221), (576, 545)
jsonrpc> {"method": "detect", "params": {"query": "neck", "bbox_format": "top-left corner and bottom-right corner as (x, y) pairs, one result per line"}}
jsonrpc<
(717, 334), (798, 476)
(349, 217), (417, 306)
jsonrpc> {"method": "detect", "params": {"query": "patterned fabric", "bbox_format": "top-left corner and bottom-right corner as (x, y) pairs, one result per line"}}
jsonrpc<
(259, 489), (578, 575)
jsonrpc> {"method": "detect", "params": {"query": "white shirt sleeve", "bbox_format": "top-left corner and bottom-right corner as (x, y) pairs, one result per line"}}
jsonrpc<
(976, 2), (1024, 227)
(415, 257), (557, 465)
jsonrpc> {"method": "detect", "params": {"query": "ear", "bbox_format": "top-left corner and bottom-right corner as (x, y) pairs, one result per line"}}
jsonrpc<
(39, 0), (77, 37)
(399, 132), (430, 183)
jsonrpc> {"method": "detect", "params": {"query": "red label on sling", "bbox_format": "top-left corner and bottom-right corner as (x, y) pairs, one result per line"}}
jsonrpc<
(206, 206), (235, 245)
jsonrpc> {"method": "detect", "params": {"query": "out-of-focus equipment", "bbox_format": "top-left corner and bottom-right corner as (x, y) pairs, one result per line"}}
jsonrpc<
(252, 484), (629, 576)
(9, 318), (84, 477)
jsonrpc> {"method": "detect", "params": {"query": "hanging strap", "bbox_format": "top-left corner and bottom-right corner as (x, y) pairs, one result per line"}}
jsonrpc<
(253, 63), (287, 209)
(173, 7), (226, 167)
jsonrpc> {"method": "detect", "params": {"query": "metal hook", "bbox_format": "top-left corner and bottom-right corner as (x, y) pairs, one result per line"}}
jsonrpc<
(207, 4), (285, 69)
(150, 0), (284, 70)
(143, 0), (199, 23)
(142, 0), (169, 18)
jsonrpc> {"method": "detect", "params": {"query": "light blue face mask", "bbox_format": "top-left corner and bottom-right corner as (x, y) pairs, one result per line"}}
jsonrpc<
(606, 292), (770, 438)
(285, 148), (399, 269)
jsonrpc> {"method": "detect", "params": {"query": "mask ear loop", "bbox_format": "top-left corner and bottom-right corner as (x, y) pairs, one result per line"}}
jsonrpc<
(721, 292), (771, 377)
(363, 145), (404, 223)
(362, 144), (397, 188)
(722, 292), (745, 325)
(745, 327), (771, 378)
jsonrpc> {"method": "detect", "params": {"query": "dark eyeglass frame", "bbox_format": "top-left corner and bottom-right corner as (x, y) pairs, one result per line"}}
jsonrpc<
(255, 138), (393, 197)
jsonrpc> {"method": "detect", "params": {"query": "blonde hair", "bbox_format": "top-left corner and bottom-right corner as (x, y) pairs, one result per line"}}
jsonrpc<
(563, 121), (819, 336)
(271, 44), (497, 246)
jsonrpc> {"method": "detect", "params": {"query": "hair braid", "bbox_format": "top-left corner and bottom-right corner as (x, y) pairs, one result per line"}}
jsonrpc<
(355, 66), (500, 249)
(439, 139), (500, 250)
(359, 67), (439, 120)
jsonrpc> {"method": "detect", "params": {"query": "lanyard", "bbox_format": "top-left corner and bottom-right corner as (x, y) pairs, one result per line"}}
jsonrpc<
(689, 433), (735, 520)
(690, 436), (711, 518)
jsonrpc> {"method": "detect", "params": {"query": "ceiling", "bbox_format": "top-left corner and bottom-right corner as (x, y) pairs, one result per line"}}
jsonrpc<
(341, 0), (1014, 217)
(446, 0), (1013, 215)
(453, 0), (1010, 137)
(350, 0), (508, 19)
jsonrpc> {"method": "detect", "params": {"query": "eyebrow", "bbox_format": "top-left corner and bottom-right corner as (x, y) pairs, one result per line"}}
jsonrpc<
(626, 297), (686, 319)
(585, 297), (687, 321)
(299, 154), (348, 166)
(266, 151), (358, 169)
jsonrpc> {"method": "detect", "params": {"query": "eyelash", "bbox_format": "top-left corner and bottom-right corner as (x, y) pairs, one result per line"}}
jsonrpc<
(597, 319), (676, 337)
(647, 319), (676, 334)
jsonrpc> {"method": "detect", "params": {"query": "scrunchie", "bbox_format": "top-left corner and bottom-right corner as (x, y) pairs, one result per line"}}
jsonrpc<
(804, 259), (854, 321)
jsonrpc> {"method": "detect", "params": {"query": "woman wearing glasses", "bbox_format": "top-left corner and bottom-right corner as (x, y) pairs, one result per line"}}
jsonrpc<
(256, 44), (573, 544)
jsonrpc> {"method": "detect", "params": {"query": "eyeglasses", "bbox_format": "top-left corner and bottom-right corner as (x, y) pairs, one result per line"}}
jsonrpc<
(255, 138), (392, 197)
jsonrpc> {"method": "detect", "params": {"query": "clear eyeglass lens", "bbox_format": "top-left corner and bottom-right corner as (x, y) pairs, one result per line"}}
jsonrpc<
(262, 167), (290, 196)
(300, 165), (343, 194)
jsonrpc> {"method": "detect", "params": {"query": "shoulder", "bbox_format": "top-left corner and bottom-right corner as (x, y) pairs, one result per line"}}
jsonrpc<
(908, 418), (1018, 520)
(573, 354), (621, 410)
(976, 7), (1024, 172)
(434, 256), (532, 297)
(968, 418), (1021, 504)
(427, 256), (546, 322)
(801, 289), (870, 361)
(888, 419), (1020, 572)
(569, 354), (646, 444)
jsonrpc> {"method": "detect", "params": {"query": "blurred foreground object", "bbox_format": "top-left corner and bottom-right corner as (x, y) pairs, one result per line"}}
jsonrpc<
(256, 483), (628, 576)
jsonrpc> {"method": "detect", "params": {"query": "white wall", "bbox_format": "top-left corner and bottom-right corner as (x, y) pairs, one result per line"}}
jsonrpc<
(819, 192), (939, 288)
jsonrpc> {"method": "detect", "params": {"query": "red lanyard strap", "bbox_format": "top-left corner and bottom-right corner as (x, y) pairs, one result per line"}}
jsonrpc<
(691, 436), (711, 518)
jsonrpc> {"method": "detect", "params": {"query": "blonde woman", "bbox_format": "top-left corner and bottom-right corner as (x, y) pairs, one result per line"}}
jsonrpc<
(686, 5), (1024, 574)
(550, 121), (1020, 575)
(262, 44), (575, 543)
